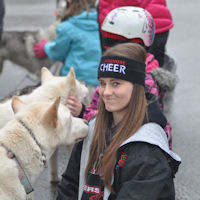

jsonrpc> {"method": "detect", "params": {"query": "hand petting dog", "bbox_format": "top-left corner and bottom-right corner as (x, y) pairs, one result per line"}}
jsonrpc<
(33, 38), (48, 58)
(66, 96), (83, 117)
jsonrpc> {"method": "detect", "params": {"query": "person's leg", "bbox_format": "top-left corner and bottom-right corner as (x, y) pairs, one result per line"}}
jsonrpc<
(148, 31), (169, 67)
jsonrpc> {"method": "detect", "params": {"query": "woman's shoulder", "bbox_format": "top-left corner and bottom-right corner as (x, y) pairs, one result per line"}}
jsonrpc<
(121, 141), (166, 160)
(120, 123), (181, 163)
(116, 143), (171, 179)
(121, 123), (168, 148)
(120, 141), (180, 176)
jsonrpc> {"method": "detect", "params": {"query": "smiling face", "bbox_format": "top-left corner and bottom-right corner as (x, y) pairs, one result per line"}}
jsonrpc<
(99, 77), (133, 124)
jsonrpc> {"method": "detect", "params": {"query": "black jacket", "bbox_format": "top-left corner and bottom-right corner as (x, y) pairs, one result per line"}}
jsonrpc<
(57, 141), (180, 200)
(57, 95), (180, 200)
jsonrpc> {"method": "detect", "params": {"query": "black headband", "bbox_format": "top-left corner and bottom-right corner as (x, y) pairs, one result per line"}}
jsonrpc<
(98, 55), (146, 86)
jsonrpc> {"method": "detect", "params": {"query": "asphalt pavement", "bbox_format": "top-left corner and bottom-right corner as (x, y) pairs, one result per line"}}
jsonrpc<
(0, 0), (200, 199)
(166, 1), (200, 199)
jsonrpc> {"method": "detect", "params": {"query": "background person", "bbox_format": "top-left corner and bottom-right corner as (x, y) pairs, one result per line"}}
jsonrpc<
(98, 0), (174, 67)
(34, 0), (102, 105)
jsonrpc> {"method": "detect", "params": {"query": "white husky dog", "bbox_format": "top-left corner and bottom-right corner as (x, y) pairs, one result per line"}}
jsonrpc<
(0, 96), (88, 200)
(0, 67), (88, 128)
(0, 67), (88, 183)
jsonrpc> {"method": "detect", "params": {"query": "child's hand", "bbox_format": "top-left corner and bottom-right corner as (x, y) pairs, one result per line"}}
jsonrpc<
(33, 38), (48, 58)
(66, 96), (83, 117)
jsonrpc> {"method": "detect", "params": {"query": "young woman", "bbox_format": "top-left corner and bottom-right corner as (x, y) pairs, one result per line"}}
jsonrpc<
(56, 42), (181, 200)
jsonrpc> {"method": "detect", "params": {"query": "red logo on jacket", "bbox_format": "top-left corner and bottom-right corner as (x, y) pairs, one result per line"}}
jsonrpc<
(118, 152), (127, 167)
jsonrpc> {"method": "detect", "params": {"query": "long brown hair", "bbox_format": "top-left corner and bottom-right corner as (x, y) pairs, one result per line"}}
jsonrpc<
(85, 43), (147, 191)
(61, 0), (96, 21)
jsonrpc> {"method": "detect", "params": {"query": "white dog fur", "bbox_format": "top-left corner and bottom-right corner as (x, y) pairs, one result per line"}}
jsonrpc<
(0, 96), (88, 200)
(0, 67), (88, 128)
(0, 67), (88, 184)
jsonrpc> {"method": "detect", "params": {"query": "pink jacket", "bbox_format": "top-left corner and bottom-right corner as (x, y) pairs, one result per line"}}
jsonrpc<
(99, 0), (174, 34)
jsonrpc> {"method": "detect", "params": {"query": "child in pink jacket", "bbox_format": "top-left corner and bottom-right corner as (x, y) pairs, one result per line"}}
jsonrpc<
(98, 0), (174, 67)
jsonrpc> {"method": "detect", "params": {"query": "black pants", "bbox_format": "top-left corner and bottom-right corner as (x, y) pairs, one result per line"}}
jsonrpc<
(148, 31), (169, 67)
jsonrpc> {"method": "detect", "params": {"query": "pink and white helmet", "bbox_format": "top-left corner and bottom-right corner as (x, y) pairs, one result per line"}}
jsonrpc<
(102, 6), (155, 47)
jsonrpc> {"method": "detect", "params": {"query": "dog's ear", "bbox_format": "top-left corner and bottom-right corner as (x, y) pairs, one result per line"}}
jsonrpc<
(42, 97), (60, 128)
(68, 67), (76, 79)
(41, 67), (53, 84)
(66, 67), (76, 96)
(11, 96), (25, 113)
